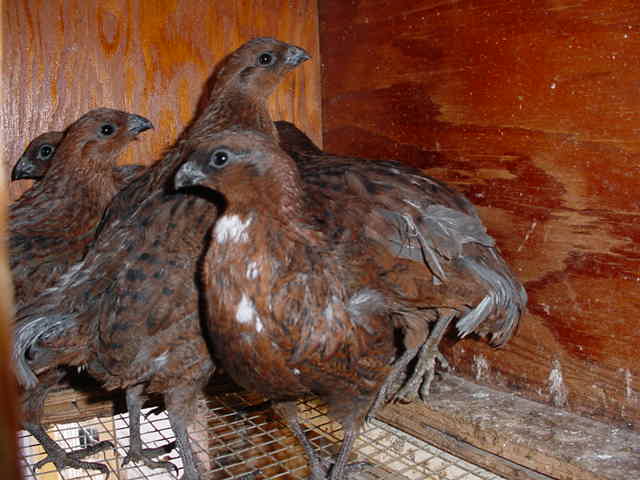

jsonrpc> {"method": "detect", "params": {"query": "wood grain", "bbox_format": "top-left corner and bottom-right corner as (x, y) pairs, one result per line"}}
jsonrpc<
(378, 375), (640, 480)
(319, 0), (640, 427)
(2, 0), (321, 201)
(0, 156), (20, 480)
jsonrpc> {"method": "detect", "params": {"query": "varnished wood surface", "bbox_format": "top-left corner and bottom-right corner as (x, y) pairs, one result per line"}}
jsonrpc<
(0, 165), (20, 478)
(2, 0), (321, 201)
(319, 0), (640, 427)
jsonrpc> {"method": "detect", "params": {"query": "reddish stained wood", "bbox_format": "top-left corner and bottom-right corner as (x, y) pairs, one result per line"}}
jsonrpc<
(2, 0), (321, 202)
(319, 0), (640, 428)
(0, 170), (20, 480)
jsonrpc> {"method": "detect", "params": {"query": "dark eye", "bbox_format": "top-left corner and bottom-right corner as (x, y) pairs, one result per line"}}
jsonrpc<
(39, 145), (54, 158)
(258, 52), (274, 66)
(212, 150), (229, 168)
(100, 124), (115, 136)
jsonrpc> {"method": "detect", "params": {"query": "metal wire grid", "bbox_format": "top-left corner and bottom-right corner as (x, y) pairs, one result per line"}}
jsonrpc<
(19, 391), (506, 480)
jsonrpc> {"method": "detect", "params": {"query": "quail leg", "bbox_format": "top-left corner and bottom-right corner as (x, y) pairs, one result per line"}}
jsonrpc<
(368, 317), (433, 419)
(165, 391), (202, 480)
(395, 312), (454, 402)
(324, 425), (371, 480)
(26, 422), (113, 477)
(366, 346), (418, 421)
(275, 402), (370, 480)
(274, 401), (325, 479)
(121, 384), (178, 475)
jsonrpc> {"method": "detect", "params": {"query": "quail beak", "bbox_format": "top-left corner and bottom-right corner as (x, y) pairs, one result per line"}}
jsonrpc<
(11, 156), (36, 181)
(174, 160), (208, 190)
(284, 45), (311, 66)
(127, 114), (154, 135)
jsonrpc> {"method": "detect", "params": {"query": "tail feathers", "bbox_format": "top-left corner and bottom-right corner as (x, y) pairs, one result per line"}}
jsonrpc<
(13, 314), (77, 389)
(455, 256), (527, 346)
(456, 294), (494, 338)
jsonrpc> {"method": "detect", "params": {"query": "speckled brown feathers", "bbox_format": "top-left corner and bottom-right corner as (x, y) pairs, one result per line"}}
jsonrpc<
(276, 120), (527, 403)
(9, 110), (152, 476)
(9, 109), (152, 309)
(13, 38), (309, 479)
(175, 130), (395, 480)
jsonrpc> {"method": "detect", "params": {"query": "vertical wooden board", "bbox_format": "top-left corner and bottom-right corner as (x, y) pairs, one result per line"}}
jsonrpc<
(2, 0), (321, 201)
(0, 158), (20, 480)
(319, 0), (640, 427)
(0, 0), (21, 472)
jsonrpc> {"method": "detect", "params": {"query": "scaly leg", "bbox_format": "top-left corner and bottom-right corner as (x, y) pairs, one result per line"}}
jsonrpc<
(273, 401), (325, 480)
(121, 384), (178, 475)
(275, 402), (370, 480)
(327, 424), (369, 480)
(395, 312), (454, 402)
(166, 391), (201, 480)
(26, 422), (113, 476)
(366, 346), (418, 421)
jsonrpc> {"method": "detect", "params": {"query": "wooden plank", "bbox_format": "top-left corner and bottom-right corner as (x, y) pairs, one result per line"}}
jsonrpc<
(39, 373), (241, 425)
(0, 144), (20, 479)
(40, 387), (123, 426)
(390, 422), (554, 480)
(319, 0), (640, 428)
(2, 0), (322, 202)
(377, 375), (640, 480)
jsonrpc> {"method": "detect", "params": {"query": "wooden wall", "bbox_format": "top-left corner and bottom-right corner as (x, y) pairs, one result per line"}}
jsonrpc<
(2, 0), (322, 202)
(1, 0), (321, 472)
(319, 0), (640, 428)
(0, 170), (20, 479)
(3, 0), (639, 443)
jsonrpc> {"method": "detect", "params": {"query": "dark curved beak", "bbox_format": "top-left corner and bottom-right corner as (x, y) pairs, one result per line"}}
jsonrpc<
(11, 156), (39, 181)
(284, 45), (311, 66)
(174, 160), (208, 190)
(127, 114), (154, 135)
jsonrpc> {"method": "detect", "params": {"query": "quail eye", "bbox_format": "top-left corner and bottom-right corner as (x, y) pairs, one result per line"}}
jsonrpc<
(39, 145), (54, 158)
(212, 150), (229, 168)
(100, 124), (115, 136)
(258, 52), (274, 66)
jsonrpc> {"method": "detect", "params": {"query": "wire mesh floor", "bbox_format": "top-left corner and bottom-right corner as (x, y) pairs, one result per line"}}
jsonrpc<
(19, 390), (507, 480)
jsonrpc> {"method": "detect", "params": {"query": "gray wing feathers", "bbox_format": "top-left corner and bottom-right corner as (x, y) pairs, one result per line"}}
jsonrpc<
(13, 313), (76, 388)
(421, 205), (495, 257)
(374, 198), (525, 345)
(375, 209), (447, 281)
(376, 204), (494, 282)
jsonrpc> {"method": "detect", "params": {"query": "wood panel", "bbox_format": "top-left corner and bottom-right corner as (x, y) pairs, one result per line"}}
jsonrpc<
(2, 0), (321, 201)
(0, 159), (20, 478)
(379, 375), (640, 480)
(319, 0), (640, 428)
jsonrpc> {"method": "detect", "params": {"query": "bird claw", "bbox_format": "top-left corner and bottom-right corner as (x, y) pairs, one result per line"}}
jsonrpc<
(419, 351), (449, 399)
(121, 442), (178, 477)
(35, 440), (115, 477)
(395, 348), (449, 403)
